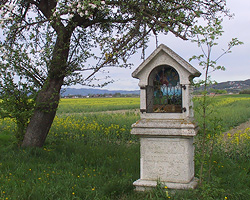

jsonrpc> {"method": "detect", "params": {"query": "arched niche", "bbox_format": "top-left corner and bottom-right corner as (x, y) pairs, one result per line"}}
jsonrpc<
(146, 65), (182, 113)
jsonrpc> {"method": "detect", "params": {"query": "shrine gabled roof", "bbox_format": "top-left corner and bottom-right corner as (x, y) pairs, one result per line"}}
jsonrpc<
(132, 44), (201, 78)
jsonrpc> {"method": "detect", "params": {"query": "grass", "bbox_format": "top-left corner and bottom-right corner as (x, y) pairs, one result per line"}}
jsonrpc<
(1, 95), (250, 199)
(49, 111), (140, 143)
(194, 94), (250, 131)
(57, 97), (140, 114)
(0, 137), (140, 199)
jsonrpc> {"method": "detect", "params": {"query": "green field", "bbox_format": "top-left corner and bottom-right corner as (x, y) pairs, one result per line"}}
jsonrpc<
(1, 95), (250, 199)
(57, 97), (140, 114)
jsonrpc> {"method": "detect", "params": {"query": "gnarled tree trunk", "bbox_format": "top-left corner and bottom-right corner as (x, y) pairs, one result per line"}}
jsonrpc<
(21, 24), (73, 147)
(21, 78), (63, 147)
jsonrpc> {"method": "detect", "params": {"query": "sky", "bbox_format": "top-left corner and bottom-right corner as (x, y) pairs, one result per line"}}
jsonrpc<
(100, 0), (250, 91)
(1, 1), (249, 91)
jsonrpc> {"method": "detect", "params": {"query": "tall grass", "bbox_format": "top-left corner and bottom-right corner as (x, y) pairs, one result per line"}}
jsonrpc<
(0, 135), (140, 200)
(1, 95), (250, 199)
(49, 111), (140, 144)
(194, 95), (250, 131)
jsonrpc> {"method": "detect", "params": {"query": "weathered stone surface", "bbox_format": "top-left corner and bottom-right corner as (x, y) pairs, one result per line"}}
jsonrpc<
(131, 119), (198, 137)
(140, 137), (194, 183)
(133, 178), (198, 191)
(131, 44), (200, 191)
(132, 44), (201, 86)
(132, 44), (200, 119)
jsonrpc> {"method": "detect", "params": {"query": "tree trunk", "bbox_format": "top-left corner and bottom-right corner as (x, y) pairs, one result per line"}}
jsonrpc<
(21, 78), (63, 147)
(21, 17), (74, 147)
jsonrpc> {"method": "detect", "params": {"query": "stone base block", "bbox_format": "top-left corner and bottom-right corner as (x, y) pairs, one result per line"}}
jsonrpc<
(140, 137), (195, 183)
(133, 178), (198, 191)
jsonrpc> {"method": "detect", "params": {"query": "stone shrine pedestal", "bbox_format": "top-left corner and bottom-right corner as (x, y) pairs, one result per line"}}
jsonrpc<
(130, 44), (201, 191)
(131, 118), (198, 191)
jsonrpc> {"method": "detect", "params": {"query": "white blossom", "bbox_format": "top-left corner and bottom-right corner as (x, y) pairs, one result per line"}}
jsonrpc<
(77, 3), (81, 9)
(8, 4), (14, 11)
(79, 12), (84, 17)
(89, 3), (97, 9)
(7, 16), (13, 21)
(0, 46), (5, 52)
(101, 1), (105, 5)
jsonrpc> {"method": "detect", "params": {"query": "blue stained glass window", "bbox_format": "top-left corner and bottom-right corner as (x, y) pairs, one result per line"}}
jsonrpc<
(153, 66), (182, 113)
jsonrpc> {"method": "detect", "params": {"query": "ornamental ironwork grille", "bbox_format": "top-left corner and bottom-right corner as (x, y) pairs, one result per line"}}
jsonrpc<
(153, 66), (182, 113)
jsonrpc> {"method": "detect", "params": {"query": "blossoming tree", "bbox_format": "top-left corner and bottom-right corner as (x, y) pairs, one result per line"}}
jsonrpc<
(0, 0), (230, 147)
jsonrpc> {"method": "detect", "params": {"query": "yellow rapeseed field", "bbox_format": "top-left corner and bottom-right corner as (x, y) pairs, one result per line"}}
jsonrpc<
(57, 97), (140, 113)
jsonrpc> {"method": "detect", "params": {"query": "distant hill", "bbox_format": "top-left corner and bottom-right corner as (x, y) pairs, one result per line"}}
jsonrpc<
(61, 79), (250, 96)
(61, 88), (139, 97)
(208, 79), (250, 93)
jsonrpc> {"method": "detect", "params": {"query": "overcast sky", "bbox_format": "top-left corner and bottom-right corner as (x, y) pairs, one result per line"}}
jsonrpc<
(100, 0), (250, 91)
(1, 1), (249, 91)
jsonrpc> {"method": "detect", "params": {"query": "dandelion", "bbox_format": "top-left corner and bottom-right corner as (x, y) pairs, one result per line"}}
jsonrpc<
(166, 190), (171, 198)
(72, 192), (75, 195)
(92, 187), (95, 191)
(225, 197), (228, 199)
(236, 137), (239, 145)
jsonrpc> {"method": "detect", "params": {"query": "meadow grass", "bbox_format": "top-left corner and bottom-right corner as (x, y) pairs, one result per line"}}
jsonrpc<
(194, 94), (250, 131)
(57, 98), (140, 114)
(0, 133), (140, 200)
(1, 96), (250, 199)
